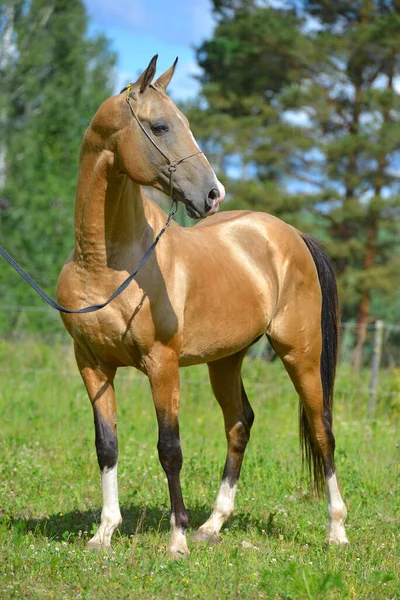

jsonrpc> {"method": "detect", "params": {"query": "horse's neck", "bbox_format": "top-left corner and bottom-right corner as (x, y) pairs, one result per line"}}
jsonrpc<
(73, 147), (159, 267)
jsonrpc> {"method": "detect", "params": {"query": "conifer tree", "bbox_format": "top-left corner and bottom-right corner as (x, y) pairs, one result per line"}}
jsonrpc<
(190, 0), (400, 366)
(286, 0), (400, 368)
(186, 0), (307, 228)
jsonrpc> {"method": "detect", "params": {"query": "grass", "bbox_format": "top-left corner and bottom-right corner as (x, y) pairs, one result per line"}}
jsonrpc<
(0, 339), (399, 599)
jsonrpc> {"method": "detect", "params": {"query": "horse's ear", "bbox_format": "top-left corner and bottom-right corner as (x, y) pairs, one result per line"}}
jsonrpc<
(154, 57), (178, 91)
(133, 55), (158, 94)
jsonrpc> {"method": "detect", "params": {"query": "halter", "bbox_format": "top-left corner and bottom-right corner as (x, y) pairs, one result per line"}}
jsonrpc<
(124, 84), (204, 199)
(0, 87), (205, 314)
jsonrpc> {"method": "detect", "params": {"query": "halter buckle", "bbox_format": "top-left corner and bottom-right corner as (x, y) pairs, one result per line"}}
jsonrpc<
(168, 163), (177, 173)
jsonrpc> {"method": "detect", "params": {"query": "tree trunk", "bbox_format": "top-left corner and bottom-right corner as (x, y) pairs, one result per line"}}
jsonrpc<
(351, 46), (393, 370)
(351, 219), (377, 370)
(351, 292), (370, 371)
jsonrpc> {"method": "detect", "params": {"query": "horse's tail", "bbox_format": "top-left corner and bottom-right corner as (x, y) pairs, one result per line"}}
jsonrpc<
(300, 233), (339, 495)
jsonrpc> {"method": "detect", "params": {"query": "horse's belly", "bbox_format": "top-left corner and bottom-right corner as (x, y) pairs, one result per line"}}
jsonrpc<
(179, 291), (270, 366)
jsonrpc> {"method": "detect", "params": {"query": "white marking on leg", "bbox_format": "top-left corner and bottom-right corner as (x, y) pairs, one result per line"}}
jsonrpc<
(197, 479), (237, 537)
(87, 463), (122, 548)
(167, 514), (189, 558)
(327, 472), (349, 544)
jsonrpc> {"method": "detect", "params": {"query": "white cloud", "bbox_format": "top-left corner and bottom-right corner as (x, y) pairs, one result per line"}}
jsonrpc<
(85, 0), (213, 98)
(84, 0), (214, 47)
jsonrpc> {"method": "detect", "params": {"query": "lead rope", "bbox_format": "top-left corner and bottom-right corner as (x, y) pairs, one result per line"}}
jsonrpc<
(0, 199), (178, 314)
(0, 88), (203, 314)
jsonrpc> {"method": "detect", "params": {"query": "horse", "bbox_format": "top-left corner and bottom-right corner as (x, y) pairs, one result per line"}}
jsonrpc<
(57, 55), (348, 558)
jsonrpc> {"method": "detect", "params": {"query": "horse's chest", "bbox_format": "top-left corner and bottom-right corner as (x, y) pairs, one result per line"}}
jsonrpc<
(67, 302), (149, 366)
(62, 277), (180, 369)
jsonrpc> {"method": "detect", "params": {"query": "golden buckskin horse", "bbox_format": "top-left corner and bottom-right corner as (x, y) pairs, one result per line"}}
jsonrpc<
(57, 56), (348, 558)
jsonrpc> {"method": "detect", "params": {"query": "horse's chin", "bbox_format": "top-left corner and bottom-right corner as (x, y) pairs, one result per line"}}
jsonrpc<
(185, 201), (202, 220)
(184, 195), (222, 220)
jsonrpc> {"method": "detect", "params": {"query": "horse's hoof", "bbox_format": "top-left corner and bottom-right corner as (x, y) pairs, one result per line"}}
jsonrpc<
(166, 548), (189, 560)
(85, 540), (111, 552)
(193, 529), (220, 545)
(327, 536), (349, 545)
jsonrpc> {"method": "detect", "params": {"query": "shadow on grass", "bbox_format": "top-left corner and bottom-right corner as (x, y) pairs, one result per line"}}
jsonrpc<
(5, 502), (209, 541)
(6, 504), (169, 542)
(5, 501), (301, 544)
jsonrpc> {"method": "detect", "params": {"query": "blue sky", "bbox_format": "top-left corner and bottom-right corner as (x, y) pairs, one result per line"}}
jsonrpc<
(84, 0), (216, 100)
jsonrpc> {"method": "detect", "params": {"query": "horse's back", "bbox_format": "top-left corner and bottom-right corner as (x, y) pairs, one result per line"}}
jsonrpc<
(188, 209), (313, 274)
(194, 209), (282, 230)
(193, 209), (300, 244)
(175, 209), (320, 364)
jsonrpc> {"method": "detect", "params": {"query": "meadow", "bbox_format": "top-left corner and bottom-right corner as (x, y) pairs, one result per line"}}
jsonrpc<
(0, 339), (398, 599)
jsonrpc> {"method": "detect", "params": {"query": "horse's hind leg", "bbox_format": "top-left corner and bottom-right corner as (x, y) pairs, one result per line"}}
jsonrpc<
(268, 318), (348, 544)
(74, 343), (122, 550)
(194, 349), (253, 543)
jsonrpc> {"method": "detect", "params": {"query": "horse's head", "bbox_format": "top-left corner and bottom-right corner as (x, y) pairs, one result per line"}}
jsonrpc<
(96, 55), (225, 219)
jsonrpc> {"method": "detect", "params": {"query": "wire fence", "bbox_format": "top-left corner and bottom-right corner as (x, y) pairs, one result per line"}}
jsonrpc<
(0, 305), (399, 369)
(0, 305), (399, 360)
(0, 305), (399, 414)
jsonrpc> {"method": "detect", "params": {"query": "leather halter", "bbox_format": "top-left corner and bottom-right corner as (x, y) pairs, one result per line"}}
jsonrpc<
(124, 84), (204, 199)
(0, 87), (205, 314)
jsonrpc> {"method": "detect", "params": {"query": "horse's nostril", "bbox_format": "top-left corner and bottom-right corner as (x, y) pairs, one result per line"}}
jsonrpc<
(208, 188), (219, 201)
(205, 188), (220, 212)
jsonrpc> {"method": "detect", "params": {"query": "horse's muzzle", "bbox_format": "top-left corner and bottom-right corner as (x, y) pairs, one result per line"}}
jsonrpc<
(185, 182), (225, 219)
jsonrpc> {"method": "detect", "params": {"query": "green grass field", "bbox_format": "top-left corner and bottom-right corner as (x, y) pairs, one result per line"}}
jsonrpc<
(0, 339), (399, 599)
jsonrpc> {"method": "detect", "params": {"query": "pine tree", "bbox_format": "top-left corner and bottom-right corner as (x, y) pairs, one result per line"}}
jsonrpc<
(285, 0), (400, 368)
(190, 0), (400, 367)
(186, 0), (307, 225)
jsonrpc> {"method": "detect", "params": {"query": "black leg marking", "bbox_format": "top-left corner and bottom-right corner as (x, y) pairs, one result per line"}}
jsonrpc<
(322, 407), (336, 479)
(158, 425), (189, 531)
(221, 385), (254, 487)
(94, 408), (118, 471)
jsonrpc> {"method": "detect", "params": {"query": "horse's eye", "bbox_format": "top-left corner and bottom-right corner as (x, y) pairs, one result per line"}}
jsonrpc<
(151, 123), (169, 135)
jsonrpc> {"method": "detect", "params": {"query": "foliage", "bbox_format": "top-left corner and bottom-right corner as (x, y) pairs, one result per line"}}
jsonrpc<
(285, 1), (400, 348)
(0, 0), (116, 334)
(188, 0), (400, 367)
(0, 339), (399, 598)
(0, 0), (399, 371)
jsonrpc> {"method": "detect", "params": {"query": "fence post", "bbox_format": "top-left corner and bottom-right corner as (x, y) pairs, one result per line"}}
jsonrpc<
(369, 320), (383, 415)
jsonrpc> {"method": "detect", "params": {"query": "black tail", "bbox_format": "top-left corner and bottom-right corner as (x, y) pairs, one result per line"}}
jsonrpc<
(300, 234), (339, 495)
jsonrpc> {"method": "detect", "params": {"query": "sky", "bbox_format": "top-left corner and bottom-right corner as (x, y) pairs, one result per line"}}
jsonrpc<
(84, 0), (216, 101)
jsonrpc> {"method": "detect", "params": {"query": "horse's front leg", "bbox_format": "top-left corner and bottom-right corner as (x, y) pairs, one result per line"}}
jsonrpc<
(147, 348), (189, 559)
(74, 343), (122, 550)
